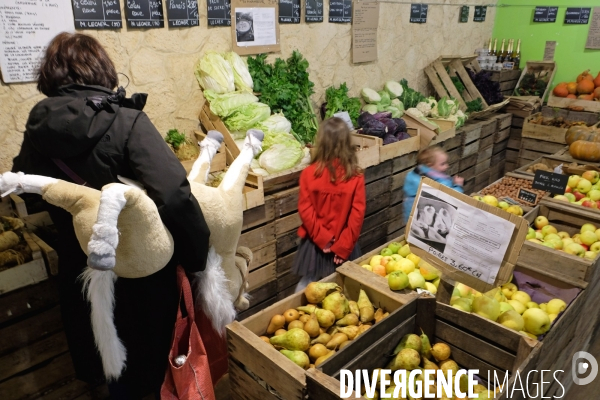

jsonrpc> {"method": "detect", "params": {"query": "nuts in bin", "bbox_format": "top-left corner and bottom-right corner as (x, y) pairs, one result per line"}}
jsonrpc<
(480, 176), (547, 206)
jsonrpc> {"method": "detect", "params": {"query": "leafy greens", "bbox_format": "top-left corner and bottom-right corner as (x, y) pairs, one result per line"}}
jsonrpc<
(324, 83), (362, 126)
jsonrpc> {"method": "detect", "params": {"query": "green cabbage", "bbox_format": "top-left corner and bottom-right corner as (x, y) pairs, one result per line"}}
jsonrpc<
(377, 91), (391, 107)
(194, 51), (235, 94)
(203, 90), (258, 118)
(259, 143), (303, 173)
(223, 102), (271, 132)
(361, 88), (381, 104)
(384, 106), (403, 118)
(362, 104), (378, 114)
(262, 131), (299, 151)
(224, 52), (254, 93)
(255, 112), (292, 134)
(385, 81), (404, 98)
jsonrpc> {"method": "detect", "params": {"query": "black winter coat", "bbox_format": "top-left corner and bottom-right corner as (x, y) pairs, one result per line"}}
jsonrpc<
(12, 84), (211, 396)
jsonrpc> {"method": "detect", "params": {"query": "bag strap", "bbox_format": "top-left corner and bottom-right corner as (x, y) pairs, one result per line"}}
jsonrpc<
(51, 158), (89, 186)
(176, 265), (195, 322)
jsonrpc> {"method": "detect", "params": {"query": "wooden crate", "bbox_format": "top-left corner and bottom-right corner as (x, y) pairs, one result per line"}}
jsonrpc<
(540, 105), (600, 125)
(495, 113), (513, 131)
(502, 96), (542, 119)
(493, 139), (509, 155)
(479, 132), (494, 151)
(307, 292), (541, 400)
(351, 133), (381, 169)
(474, 170), (491, 187)
(506, 149), (519, 163)
(460, 140), (480, 158)
(477, 173), (545, 208)
(489, 160), (506, 183)
(438, 130), (463, 151)
(180, 130), (228, 174)
(227, 269), (415, 400)
(494, 126), (511, 144)
(513, 61), (556, 101)
(522, 112), (570, 144)
(474, 158), (492, 175)
(459, 153), (478, 171)
(462, 122), (482, 144)
(477, 144), (493, 163)
(512, 155), (598, 178)
(519, 200), (600, 287)
(479, 118), (497, 138)
(548, 93), (600, 113)
(519, 138), (567, 162)
(377, 128), (421, 162)
(447, 147), (461, 164)
(403, 113), (456, 147)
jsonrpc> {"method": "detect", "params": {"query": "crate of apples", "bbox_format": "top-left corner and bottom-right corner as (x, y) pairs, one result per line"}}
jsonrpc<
(471, 194), (524, 216)
(260, 284), (389, 369)
(526, 216), (600, 259)
(553, 171), (600, 209)
(361, 242), (440, 294)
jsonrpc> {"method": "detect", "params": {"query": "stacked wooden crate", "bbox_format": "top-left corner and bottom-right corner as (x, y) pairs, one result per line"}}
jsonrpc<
(458, 122), (482, 194)
(473, 118), (496, 191)
(489, 69), (522, 97)
(490, 113), (512, 182)
(441, 128), (464, 177)
(502, 97), (542, 172)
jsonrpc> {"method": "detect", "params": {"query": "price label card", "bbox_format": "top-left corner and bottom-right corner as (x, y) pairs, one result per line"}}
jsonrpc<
(473, 6), (486, 22)
(517, 188), (538, 205)
(459, 6), (469, 23)
(409, 4), (427, 23)
(279, 0), (300, 23)
(565, 7), (591, 24)
(532, 170), (568, 194)
(305, 0), (323, 22)
(329, 0), (351, 23)
(533, 6), (558, 23)
(207, 0), (231, 26)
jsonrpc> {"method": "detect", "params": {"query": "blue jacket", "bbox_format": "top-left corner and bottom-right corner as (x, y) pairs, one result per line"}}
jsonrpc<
(402, 165), (464, 224)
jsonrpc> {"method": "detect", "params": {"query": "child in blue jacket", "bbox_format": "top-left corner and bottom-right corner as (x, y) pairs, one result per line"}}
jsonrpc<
(403, 146), (464, 224)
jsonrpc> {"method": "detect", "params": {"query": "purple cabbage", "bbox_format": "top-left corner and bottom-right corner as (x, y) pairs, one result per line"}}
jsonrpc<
(394, 118), (407, 133)
(358, 112), (376, 128)
(396, 132), (411, 141)
(372, 111), (393, 120)
(361, 119), (388, 138)
(466, 68), (504, 105)
(383, 134), (399, 145)
(380, 118), (398, 136)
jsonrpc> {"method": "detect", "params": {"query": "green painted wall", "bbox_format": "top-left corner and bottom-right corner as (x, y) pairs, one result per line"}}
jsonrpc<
(492, 0), (600, 92)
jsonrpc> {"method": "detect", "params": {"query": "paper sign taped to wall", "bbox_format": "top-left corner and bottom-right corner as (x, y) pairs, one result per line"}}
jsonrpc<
(352, 0), (379, 63)
(586, 7), (600, 49)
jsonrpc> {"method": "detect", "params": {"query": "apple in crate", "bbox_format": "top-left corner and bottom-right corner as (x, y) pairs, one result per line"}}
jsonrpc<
(582, 170), (600, 184)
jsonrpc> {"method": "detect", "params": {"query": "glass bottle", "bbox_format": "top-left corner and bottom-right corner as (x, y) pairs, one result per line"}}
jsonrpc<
(491, 38), (498, 57)
(505, 40), (513, 63)
(512, 39), (521, 70)
(496, 39), (505, 63)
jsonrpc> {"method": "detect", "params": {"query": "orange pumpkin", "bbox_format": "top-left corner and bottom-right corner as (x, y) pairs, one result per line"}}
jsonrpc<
(595, 87), (600, 99)
(567, 82), (578, 94)
(577, 70), (594, 83)
(577, 79), (595, 95)
(553, 83), (569, 97)
(565, 123), (600, 145)
(570, 140), (600, 162)
(594, 72), (600, 88)
(567, 94), (577, 99)
(579, 94), (594, 100)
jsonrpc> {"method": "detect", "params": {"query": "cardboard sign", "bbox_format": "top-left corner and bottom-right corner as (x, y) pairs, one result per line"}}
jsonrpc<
(167, 0), (199, 27)
(532, 170), (568, 194)
(564, 7), (591, 24)
(406, 177), (528, 293)
(207, 0), (231, 26)
(586, 7), (600, 50)
(459, 6), (469, 23)
(279, 0), (300, 23)
(409, 4), (427, 23)
(231, 0), (280, 55)
(473, 6), (486, 22)
(305, 0), (323, 22)
(352, 0), (379, 64)
(533, 6), (558, 23)
(517, 188), (538, 205)
(125, 0), (164, 28)
(543, 41), (556, 61)
(72, 0), (122, 29)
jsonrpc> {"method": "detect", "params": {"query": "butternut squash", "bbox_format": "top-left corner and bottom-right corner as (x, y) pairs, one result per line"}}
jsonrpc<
(569, 140), (600, 162)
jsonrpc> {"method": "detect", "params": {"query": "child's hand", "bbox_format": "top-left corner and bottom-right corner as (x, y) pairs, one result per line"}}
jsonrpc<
(323, 238), (335, 253)
(454, 176), (464, 186)
(334, 255), (345, 265)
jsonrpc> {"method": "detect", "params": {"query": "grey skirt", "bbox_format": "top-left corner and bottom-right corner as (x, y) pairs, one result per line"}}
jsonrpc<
(291, 238), (362, 279)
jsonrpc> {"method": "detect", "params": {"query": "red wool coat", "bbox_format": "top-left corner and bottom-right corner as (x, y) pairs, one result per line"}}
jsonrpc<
(297, 163), (366, 260)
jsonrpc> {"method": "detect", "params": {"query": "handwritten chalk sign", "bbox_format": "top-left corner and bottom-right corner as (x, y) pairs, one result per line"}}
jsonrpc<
(305, 0), (323, 22)
(459, 6), (469, 23)
(72, 0), (122, 29)
(409, 4), (427, 23)
(473, 6), (486, 22)
(532, 170), (568, 194)
(517, 188), (538, 205)
(207, 0), (230, 26)
(125, 0), (164, 28)
(533, 6), (558, 23)
(565, 7), (591, 24)
(167, 0), (199, 27)
(279, 0), (300, 23)
(329, 0), (351, 23)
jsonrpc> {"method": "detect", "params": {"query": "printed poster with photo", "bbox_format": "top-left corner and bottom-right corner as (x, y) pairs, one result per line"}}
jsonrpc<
(407, 182), (516, 285)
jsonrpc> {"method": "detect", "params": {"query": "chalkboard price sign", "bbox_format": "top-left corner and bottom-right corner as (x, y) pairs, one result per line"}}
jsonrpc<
(473, 6), (486, 22)
(459, 6), (469, 23)
(279, 0), (300, 23)
(72, 0), (123, 29)
(517, 188), (538, 205)
(329, 0), (351, 23)
(207, 0), (230, 26)
(565, 8), (591, 24)
(305, 0), (323, 22)
(409, 4), (427, 24)
(125, 0), (164, 28)
(167, 0), (199, 27)
(532, 170), (569, 194)
(533, 6), (558, 23)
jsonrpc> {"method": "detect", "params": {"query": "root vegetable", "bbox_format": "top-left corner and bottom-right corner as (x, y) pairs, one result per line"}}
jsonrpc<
(0, 231), (19, 252)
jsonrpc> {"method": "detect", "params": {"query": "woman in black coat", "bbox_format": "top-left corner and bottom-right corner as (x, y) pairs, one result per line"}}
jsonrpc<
(12, 32), (211, 399)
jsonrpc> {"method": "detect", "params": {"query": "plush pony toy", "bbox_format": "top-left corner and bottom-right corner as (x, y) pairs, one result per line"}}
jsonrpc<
(0, 129), (264, 381)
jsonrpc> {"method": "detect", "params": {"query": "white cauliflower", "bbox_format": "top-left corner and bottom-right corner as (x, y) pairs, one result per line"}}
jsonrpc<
(416, 102), (432, 117)
(406, 108), (424, 118)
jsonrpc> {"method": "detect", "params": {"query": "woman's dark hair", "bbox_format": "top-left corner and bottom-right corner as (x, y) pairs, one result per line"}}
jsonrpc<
(37, 32), (118, 96)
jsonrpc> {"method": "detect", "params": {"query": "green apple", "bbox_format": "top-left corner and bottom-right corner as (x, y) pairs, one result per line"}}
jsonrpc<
(523, 308), (551, 335)
(539, 303), (548, 312)
(542, 241), (556, 249)
(387, 242), (402, 254)
(562, 238), (575, 247)
(546, 298), (567, 315)
(577, 179), (593, 194)
(451, 297), (472, 312)
(548, 313), (558, 322)
(407, 271), (425, 289)
(582, 170), (600, 184)
(361, 264), (373, 272)
(385, 260), (401, 275)
(398, 244), (411, 258)
(589, 189), (600, 201)
(512, 291), (532, 305)
(501, 282), (518, 299)
(534, 216), (549, 230)
(564, 193), (576, 202)
(581, 223), (597, 234)
(567, 175), (581, 189)
(584, 251), (597, 260)
(472, 195), (484, 201)
(454, 282), (474, 298)
(526, 227), (536, 239)
(498, 201), (510, 210)
(553, 195), (570, 202)
(497, 310), (525, 331)
(425, 282), (437, 294)
(369, 255), (383, 267)
(388, 271), (409, 291)
(541, 225), (558, 237)
(565, 242), (586, 257)
(499, 302), (514, 314)
(508, 300), (526, 315)
(557, 231), (570, 239)
(406, 253), (421, 266)
(380, 247), (394, 257)
(472, 295), (501, 321)
(535, 232), (544, 240)
(591, 242), (600, 253)
(595, 228), (600, 238)
(397, 258), (416, 274)
(391, 254), (404, 263)
(528, 238), (543, 244)
(526, 302), (539, 309)
(482, 195), (499, 207)
(432, 277), (440, 288)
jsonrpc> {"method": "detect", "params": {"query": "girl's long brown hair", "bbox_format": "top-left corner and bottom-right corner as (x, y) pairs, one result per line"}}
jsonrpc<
(312, 117), (362, 182)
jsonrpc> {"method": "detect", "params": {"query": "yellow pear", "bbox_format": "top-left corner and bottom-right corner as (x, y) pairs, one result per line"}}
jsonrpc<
(280, 350), (310, 369)
(310, 333), (331, 345)
(336, 313), (359, 327)
(270, 328), (310, 351)
(326, 332), (348, 349)
(358, 289), (375, 323)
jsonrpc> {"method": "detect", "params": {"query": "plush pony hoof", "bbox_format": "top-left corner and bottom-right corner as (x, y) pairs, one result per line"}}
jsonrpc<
(207, 130), (225, 144)
(87, 223), (119, 271)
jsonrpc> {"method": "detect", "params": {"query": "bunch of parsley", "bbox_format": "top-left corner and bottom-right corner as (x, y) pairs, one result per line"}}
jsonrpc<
(324, 83), (362, 127)
(247, 51), (319, 144)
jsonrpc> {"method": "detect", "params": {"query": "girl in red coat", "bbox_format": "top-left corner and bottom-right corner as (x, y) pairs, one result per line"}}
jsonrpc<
(293, 117), (366, 292)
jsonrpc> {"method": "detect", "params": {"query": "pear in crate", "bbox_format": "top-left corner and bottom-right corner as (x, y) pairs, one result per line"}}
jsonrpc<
(420, 329), (432, 359)
(373, 308), (385, 323)
(349, 301), (360, 317)
(269, 328), (310, 351)
(316, 309), (336, 328)
(303, 313), (321, 337)
(266, 314), (286, 334)
(358, 289), (375, 323)
(322, 292), (350, 320)
(304, 282), (341, 303)
(280, 350), (309, 369)
(315, 350), (336, 367)
(431, 343), (451, 362)
(388, 348), (421, 371)
(326, 332), (349, 349)
(308, 344), (329, 361)
(393, 333), (422, 355)
(336, 313), (359, 327)
(338, 326), (360, 340)
(311, 333), (331, 345)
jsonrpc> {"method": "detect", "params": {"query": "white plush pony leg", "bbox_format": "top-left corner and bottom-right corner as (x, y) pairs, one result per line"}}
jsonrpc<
(80, 267), (126, 381)
(0, 171), (58, 196)
(188, 130), (224, 184)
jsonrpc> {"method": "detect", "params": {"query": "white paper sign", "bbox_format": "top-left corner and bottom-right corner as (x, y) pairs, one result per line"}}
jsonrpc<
(333, 111), (354, 130)
(235, 7), (277, 47)
(0, 0), (75, 83)
(407, 183), (515, 284)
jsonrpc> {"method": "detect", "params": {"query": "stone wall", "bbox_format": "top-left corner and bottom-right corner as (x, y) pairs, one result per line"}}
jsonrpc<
(0, 0), (496, 171)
